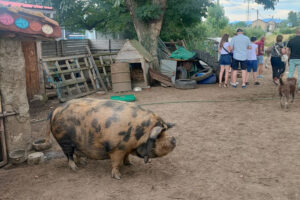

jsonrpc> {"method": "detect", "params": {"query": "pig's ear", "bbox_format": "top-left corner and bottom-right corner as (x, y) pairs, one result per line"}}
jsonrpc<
(149, 126), (163, 139)
(166, 122), (176, 129)
(143, 126), (163, 163)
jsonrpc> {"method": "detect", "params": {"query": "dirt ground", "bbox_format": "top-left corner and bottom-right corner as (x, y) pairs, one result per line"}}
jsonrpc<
(1, 66), (300, 200)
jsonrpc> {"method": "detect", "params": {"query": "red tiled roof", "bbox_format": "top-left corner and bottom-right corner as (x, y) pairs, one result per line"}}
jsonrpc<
(0, 0), (53, 10)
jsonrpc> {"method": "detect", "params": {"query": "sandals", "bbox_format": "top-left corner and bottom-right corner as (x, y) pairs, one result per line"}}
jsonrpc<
(219, 83), (228, 88)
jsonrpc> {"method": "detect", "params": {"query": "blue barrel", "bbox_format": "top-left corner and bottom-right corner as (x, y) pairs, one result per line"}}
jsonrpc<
(195, 73), (216, 84)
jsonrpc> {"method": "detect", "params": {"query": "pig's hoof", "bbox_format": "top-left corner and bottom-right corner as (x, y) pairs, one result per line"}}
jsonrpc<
(69, 160), (78, 171)
(80, 159), (88, 166)
(111, 169), (121, 180)
(123, 160), (132, 166)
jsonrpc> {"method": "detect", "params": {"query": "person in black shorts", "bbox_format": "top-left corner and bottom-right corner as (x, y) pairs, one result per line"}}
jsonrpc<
(230, 29), (251, 88)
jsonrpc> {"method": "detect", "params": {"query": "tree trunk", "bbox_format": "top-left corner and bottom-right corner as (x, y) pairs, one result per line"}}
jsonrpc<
(125, 0), (167, 70)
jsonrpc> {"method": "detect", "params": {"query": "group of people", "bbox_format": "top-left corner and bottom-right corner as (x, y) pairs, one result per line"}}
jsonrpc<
(218, 27), (300, 91)
(218, 28), (264, 88)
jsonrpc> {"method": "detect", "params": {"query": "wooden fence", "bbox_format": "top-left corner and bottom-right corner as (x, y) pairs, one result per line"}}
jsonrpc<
(41, 39), (125, 58)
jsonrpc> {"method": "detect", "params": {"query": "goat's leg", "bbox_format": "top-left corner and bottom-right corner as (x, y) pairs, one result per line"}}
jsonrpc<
(280, 95), (284, 109)
(291, 90), (295, 103)
(285, 95), (289, 109)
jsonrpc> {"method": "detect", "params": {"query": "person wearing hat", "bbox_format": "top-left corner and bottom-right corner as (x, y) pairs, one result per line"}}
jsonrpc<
(230, 28), (251, 88)
(287, 27), (300, 92)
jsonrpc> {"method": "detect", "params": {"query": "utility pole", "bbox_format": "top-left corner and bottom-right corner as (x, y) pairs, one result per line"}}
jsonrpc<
(257, 9), (259, 20)
(247, 0), (250, 24)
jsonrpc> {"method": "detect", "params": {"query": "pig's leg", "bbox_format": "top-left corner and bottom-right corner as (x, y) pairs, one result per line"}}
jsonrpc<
(74, 150), (87, 166)
(109, 150), (126, 179)
(57, 138), (78, 171)
(123, 154), (132, 166)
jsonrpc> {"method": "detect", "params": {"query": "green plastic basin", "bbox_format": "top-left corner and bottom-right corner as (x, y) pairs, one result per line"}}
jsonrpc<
(110, 94), (136, 102)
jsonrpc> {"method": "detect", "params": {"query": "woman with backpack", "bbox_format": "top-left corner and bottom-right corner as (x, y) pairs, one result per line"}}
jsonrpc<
(218, 33), (232, 88)
(270, 35), (287, 85)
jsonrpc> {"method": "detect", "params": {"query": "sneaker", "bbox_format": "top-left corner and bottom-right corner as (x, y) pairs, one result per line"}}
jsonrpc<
(246, 82), (250, 85)
(257, 75), (264, 78)
(230, 82), (237, 88)
(242, 85), (246, 88)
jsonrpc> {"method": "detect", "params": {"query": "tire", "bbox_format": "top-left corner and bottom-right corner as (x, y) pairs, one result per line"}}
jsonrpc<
(194, 50), (221, 81)
(190, 65), (213, 81)
(175, 79), (197, 89)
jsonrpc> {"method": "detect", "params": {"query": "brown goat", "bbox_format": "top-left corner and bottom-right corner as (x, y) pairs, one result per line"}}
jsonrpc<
(279, 77), (297, 109)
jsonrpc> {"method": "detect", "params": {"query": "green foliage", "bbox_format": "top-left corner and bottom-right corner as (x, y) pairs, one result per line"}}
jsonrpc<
(288, 11), (299, 27)
(205, 4), (229, 37)
(136, 3), (163, 23)
(244, 27), (265, 39)
(231, 21), (248, 29)
(254, 0), (278, 9)
(160, 0), (211, 41)
(220, 26), (235, 37)
(279, 27), (295, 34)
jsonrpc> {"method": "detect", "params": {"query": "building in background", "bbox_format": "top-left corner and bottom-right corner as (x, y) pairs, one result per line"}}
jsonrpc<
(251, 18), (279, 32)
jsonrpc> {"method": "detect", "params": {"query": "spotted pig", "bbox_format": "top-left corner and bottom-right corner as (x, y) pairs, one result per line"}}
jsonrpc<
(46, 98), (176, 179)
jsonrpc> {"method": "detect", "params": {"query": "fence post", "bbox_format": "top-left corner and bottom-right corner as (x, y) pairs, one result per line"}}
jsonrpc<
(109, 39), (111, 53)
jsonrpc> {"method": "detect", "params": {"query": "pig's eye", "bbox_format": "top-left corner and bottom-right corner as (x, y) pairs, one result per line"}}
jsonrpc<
(157, 132), (164, 139)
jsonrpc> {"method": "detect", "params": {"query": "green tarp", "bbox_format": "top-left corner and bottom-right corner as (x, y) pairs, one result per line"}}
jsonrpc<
(170, 46), (196, 60)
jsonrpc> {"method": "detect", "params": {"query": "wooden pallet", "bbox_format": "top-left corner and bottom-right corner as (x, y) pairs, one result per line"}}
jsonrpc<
(93, 53), (117, 90)
(41, 55), (100, 102)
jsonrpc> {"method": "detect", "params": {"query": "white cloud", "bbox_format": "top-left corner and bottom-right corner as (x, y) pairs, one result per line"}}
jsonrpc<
(220, 0), (300, 22)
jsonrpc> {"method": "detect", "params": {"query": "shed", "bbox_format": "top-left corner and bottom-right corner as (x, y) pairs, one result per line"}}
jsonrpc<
(0, 4), (61, 166)
(115, 40), (153, 88)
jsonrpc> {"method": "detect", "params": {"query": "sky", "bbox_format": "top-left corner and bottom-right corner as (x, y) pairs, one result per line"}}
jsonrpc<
(217, 0), (300, 22)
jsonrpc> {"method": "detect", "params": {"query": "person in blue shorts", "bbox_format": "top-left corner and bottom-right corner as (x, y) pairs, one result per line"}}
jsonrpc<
(218, 33), (232, 88)
(246, 37), (260, 85)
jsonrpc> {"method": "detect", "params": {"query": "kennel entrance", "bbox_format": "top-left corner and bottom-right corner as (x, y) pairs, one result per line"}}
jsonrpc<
(130, 63), (147, 88)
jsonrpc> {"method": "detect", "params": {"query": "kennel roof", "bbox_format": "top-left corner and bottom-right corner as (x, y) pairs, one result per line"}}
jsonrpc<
(0, 4), (61, 39)
(115, 40), (153, 63)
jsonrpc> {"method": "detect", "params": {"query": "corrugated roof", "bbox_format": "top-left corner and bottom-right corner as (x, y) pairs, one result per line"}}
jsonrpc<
(0, 0), (53, 10)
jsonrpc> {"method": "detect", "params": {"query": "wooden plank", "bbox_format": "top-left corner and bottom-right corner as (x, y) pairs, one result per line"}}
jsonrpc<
(99, 56), (111, 88)
(22, 41), (40, 99)
(66, 60), (81, 94)
(86, 46), (107, 92)
(0, 93), (8, 167)
(42, 55), (88, 62)
(60, 79), (86, 87)
(48, 67), (89, 75)
(55, 61), (72, 95)
(72, 59), (90, 92)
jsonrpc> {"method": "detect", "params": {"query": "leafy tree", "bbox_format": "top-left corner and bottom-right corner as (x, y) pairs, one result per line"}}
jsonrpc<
(220, 25), (235, 37)
(244, 27), (265, 39)
(231, 21), (248, 29)
(255, 0), (278, 9)
(206, 4), (229, 36)
(160, 0), (211, 41)
(288, 11), (299, 27)
(27, 0), (279, 68)
(52, 0), (211, 69)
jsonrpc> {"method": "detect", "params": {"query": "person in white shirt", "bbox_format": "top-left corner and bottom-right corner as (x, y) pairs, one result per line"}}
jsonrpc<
(246, 36), (259, 85)
(218, 34), (232, 88)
